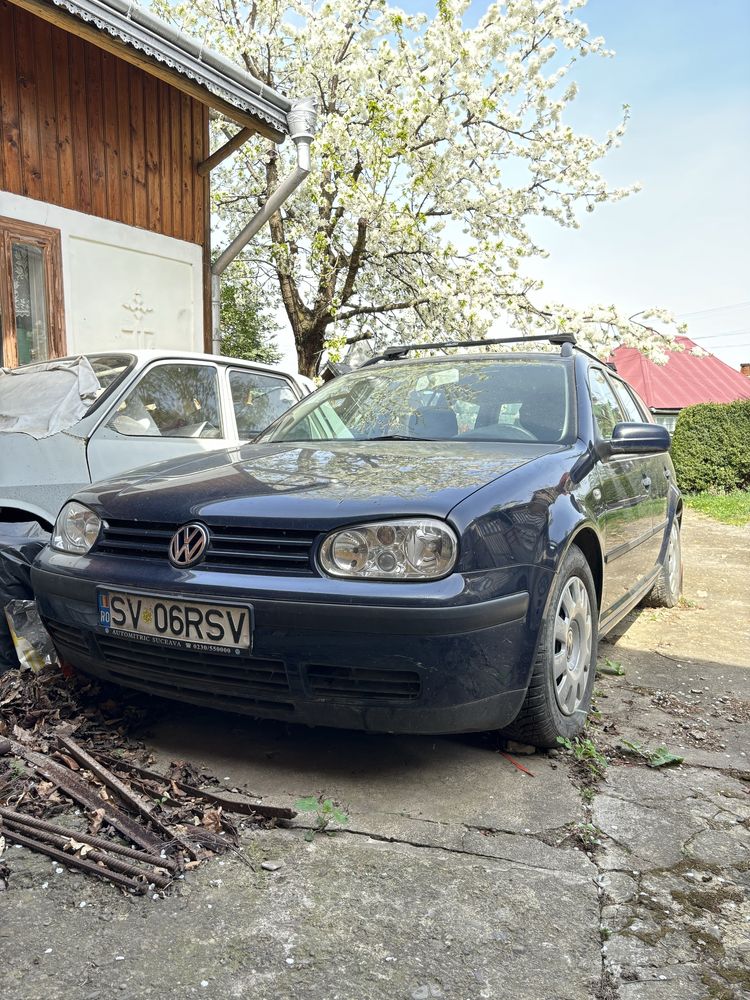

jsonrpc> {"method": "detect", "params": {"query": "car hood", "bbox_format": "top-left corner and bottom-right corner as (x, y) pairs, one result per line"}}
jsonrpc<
(80, 440), (564, 525)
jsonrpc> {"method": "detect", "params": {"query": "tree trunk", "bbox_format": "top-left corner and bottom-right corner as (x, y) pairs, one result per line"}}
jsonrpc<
(293, 320), (327, 378)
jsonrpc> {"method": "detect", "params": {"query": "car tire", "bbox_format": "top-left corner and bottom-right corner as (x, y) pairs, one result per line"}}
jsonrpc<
(643, 518), (682, 608)
(501, 545), (598, 749)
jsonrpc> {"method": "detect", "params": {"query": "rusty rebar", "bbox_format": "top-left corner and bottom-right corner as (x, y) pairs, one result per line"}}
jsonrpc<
(57, 735), (198, 860)
(0, 823), (147, 894)
(0, 816), (172, 888)
(8, 740), (164, 854)
(97, 754), (295, 820)
(0, 807), (178, 872)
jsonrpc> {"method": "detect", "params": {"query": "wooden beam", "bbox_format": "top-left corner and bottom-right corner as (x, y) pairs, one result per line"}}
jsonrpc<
(8, 0), (285, 142)
(197, 126), (253, 176)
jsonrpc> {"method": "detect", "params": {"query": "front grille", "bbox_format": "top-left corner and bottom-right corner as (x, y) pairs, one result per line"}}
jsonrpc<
(46, 621), (91, 657)
(307, 664), (421, 702)
(95, 519), (318, 575)
(47, 623), (294, 712)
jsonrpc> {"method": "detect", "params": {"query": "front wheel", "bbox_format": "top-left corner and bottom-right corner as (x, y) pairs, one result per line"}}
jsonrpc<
(501, 546), (598, 748)
(644, 519), (682, 608)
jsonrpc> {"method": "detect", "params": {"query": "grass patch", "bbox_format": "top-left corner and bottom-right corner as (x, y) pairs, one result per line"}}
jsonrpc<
(684, 489), (750, 525)
(557, 735), (608, 780)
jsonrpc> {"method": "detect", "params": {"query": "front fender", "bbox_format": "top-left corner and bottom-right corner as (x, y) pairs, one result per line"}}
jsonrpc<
(447, 450), (604, 663)
(448, 448), (602, 575)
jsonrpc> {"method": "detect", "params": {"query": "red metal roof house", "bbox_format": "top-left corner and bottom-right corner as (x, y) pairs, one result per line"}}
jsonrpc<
(611, 336), (750, 432)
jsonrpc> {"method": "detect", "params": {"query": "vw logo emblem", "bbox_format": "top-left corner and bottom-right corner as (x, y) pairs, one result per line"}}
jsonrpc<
(169, 523), (209, 567)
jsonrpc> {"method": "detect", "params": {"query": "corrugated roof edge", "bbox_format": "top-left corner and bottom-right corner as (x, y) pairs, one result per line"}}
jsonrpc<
(47, 0), (292, 136)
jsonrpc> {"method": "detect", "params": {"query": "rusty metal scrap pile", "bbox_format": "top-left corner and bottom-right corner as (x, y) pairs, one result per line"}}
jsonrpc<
(0, 665), (293, 894)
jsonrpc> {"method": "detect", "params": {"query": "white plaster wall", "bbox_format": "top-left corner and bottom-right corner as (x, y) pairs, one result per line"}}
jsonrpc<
(0, 192), (204, 356)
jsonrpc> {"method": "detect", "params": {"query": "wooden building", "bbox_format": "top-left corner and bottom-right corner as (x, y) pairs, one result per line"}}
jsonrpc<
(0, 0), (309, 367)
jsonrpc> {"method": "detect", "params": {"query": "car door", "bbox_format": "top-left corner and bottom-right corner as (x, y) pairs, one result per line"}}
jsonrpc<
(588, 367), (655, 615)
(87, 360), (233, 483)
(226, 368), (303, 440)
(609, 376), (666, 566)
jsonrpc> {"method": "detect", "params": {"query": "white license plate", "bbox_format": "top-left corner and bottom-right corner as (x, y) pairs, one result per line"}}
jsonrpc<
(97, 591), (252, 653)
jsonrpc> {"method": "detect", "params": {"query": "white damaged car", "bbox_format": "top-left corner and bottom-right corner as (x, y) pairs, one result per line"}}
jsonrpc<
(0, 350), (313, 528)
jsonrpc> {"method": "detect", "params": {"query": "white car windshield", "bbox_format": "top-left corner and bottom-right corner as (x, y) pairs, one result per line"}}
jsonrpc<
(260, 356), (576, 445)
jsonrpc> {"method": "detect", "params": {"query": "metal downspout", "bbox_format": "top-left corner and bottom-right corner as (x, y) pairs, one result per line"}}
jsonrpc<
(210, 98), (318, 354)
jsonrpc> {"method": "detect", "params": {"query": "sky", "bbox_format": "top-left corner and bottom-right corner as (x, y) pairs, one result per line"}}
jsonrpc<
(518, 0), (750, 371)
(275, 0), (750, 373)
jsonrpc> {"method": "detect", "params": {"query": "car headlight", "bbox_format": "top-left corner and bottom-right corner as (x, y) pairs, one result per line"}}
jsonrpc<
(319, 519), (458, 580)
(52, 502), (102, 554)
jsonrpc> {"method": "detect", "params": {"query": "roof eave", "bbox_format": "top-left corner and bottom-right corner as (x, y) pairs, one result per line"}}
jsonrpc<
(11, 0), (292, 141)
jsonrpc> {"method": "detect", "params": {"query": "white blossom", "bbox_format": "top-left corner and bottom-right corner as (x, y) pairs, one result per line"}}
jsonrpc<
(152, 0), (682, 373)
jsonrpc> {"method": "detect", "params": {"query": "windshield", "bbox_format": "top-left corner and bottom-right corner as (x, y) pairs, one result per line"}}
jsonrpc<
(260, 356), (576, 445)
(87, 353), (133, 391)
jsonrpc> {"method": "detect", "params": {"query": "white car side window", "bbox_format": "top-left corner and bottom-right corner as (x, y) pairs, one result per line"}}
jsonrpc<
(108, 365), (222, 439)
(229, 370), (298, 438)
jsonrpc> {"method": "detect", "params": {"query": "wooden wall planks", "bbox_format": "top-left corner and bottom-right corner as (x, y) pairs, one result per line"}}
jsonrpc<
(0, 1), (207, 245)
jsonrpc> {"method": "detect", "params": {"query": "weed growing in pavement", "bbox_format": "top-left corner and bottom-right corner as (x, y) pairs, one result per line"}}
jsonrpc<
(557, 736), (608, 780)
(597, 657), (625, 676)
(587, 704), (603, 726)
(569, 821), (604, 850)
(677, 596), (698, 609)
(620, 740), (684, 769)
(295, 796), (349, 841)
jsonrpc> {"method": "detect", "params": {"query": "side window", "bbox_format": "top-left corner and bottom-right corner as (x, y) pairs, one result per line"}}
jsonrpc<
(108, 364), (222, 438)
(229, 371), (298, 438)
(629, 387), (652, 423)
(588, 368), (625, 440)
(611, 380), (644, 423)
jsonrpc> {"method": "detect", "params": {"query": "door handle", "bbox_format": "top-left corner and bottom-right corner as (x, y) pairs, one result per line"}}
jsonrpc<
(642, 476), (652, 490)
(664, 468), (671, 479)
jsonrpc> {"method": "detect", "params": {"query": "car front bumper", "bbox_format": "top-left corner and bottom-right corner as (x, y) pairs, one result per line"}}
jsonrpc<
(32, 550), (546, 734)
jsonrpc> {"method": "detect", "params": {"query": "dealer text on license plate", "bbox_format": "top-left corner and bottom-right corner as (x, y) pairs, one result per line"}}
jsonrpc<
(97, 591), (251, 652)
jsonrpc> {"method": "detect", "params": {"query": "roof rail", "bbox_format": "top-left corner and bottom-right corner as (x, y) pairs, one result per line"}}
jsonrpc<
(358, 333), (577, 368)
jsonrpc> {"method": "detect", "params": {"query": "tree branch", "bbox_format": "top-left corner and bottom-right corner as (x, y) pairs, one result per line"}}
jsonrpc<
(339, 217), (368, 304)
(337, 297), (431, 322)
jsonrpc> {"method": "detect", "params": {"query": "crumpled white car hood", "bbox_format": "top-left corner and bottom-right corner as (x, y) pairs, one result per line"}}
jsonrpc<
(0, 356), (101, 439)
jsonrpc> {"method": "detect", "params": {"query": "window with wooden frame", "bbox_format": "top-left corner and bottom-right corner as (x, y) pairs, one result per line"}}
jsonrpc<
(0, 217), (66, 368)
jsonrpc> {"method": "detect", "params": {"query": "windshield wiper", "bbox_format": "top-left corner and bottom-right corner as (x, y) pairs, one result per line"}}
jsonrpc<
(364, 434), (432, 441)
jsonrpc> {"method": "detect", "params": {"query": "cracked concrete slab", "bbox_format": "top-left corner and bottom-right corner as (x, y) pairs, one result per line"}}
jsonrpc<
(593, 765), (750, 872)
(143, 715), (583, 835)
(0, 829), (601, 1000)
(594, 763), (750, 996)
(300, 810), (594, 876)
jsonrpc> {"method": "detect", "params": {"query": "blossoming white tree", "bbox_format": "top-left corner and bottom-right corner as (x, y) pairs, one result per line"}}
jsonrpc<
(157, 0), (681, 375)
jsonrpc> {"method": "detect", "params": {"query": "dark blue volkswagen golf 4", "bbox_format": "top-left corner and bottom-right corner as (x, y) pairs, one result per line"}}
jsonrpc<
(32, 335), (682, 747)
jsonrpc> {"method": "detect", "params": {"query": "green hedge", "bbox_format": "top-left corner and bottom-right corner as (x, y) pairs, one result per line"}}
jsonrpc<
(671, 400), (750, 492)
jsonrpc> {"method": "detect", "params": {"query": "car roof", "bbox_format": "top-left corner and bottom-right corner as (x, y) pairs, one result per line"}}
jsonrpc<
(12, 349), (306, 381)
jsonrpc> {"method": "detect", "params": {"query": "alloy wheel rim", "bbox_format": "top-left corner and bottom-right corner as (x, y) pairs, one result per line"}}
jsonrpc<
(666, 522), (681, 595)
(553, 576), (593, 717)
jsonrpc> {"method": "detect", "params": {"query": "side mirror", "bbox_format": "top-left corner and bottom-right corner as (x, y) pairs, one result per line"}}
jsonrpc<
(608, 422), (670, 455)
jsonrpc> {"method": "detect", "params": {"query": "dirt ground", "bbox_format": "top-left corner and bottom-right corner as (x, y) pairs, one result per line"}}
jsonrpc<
(0, 510), (748, 1000)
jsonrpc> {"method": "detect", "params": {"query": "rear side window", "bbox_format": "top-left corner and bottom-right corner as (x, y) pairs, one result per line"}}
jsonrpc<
(610, 379), (645, 423)
(108, 364), (222, 438)
(588, 369), (625, 439)
(229, 370), (298, 438)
